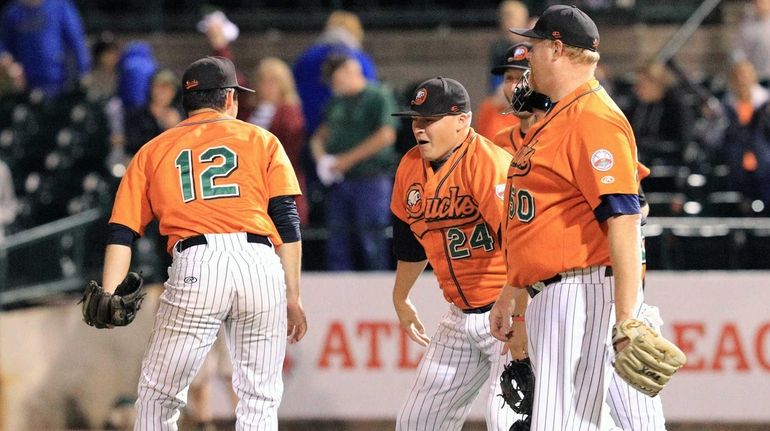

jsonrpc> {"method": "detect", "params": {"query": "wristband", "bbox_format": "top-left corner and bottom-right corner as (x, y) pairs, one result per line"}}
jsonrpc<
(512, 314), (525, 322)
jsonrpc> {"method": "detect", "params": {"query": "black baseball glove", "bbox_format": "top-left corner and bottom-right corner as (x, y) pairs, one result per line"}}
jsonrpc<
(500, 357), (534, 431)
(80, 272), (146, 328)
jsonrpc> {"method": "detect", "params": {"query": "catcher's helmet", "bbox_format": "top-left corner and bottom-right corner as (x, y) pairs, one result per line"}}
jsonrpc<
(507, 70), (552, 116)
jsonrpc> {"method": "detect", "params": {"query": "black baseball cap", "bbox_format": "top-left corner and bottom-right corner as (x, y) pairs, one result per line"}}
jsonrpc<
(182, 56), (254, 93)
(392, 77), (470, 117)
(491, 43), (532, 75)
(510, 5), (600, 52)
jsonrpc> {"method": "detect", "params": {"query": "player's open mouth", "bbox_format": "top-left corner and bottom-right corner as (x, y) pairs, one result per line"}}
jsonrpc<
(417, 139), (430, 145)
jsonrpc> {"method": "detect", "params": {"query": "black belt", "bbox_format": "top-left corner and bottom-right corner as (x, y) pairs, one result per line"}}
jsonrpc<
(176, 233), (271, 252)
(461, 302), (494, 314)
(527, 266), (613, 298)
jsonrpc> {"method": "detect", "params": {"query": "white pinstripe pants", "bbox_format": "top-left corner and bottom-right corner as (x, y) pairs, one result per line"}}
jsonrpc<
(396, 305), (521, 431)
(135, 233), (287, 431)
(526, 265), (665, 431)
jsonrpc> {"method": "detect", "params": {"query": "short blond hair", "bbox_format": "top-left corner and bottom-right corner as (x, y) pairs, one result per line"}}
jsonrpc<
(325, 10), (364, 43)
(561, 43), (600, 65)
(254, 57), (301, 106)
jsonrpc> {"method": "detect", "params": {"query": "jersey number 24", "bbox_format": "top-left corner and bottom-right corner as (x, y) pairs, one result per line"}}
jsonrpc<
(175, 146), (240, 202)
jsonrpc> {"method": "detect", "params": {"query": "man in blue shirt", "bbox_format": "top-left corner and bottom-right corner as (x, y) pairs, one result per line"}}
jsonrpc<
(0, 0), (90, 98)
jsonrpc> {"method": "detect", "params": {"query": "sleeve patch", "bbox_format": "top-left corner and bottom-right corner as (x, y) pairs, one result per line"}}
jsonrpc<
(591, 149), (614, 172)
(495, 183), (506, 200)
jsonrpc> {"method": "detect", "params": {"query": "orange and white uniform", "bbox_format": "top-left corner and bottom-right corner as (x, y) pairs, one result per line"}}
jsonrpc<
(111, 110), (300, 430)
(392, 130), (520, 430)
(502, 79), (668, 430)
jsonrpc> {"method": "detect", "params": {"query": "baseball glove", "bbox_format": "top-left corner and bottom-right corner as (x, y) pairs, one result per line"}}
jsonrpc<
(612, 318), (687, 397)
(500, 358), (534, 415)
(80, 272), (146, 329)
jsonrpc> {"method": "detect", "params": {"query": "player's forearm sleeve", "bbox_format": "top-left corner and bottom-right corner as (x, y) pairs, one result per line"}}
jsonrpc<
(268, 195), (301, 243)
(107, 223), (139, 246)
(392, 214), (427, 262)
(594, 194), (641, 223)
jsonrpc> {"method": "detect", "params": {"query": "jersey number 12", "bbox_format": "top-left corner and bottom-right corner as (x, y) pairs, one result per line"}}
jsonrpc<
(175, 146), (240, 202)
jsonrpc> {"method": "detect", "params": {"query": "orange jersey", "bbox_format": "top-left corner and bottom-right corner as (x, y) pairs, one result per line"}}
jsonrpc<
(391, 130), (512, 309)
(110, 111), (301, 252)
(475, 98), (520, 140)
(503, 79), (639, 287)
(493, 123), (526, 155)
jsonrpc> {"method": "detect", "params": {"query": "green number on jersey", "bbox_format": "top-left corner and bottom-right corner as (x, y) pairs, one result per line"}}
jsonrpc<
(507, 186), (536, 223)
(446, 228), (471, 259)
(469, 223), (494, 251)
(175, 150), (195, 202)
(199, 146), (240, 199)
(174, 146), (240, 202)
(446, 223), (496, 259)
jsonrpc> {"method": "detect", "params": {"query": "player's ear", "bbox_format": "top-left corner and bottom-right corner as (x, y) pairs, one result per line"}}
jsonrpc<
(457, 112), (471, 130)
(552, 40), (564, 58)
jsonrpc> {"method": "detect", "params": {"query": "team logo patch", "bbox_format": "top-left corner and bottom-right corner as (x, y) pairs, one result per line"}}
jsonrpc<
(413, 88), (428, 106)
(495, 183), (506, 200)
(184, 276), (198, 284)
(184, 79), (199, 90)
(552, 31), (561, 39)
(405, 183), (425, 218)
(601, 175), (615, 184)
(592, 38), (600, 49)
(510, 46), (529, 62)
(591, 149), (614, 172)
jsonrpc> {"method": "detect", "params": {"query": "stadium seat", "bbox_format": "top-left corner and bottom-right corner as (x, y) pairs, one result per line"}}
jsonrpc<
(704, 191), (745, 217)
(644, 192), (687, 217)
(642, 165), (689, 193)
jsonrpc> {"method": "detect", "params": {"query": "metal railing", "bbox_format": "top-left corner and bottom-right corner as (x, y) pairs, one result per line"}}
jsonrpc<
(0, 208), (105, 308)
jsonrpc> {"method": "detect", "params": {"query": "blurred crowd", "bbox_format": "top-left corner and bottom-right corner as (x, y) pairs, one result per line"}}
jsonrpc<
(1, 0), (770, 273)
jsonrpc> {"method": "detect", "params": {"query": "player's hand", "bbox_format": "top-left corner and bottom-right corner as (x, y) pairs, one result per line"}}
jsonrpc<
(503, 320), (528, 360)
(489, 300), (514, 342)
(394, 298), (430, 347)
(287, 299), (307, 344)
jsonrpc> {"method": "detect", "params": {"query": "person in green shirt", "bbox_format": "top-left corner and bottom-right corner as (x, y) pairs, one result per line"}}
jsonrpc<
(310, 53), (398, 270)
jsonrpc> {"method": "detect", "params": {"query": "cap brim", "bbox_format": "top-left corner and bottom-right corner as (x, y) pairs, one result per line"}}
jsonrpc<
(491, 64), (529, 75)
(391, 110), (421, 117)
(234, 85), (255, 93)
(509, 27), (545, 39)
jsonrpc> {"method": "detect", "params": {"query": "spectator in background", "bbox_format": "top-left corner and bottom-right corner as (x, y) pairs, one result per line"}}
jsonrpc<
(310, 54), (397, 271)
(625, 62), (693, 165)
(293, 10), (378, 136)
(475, 43), (531, 139)
(734, 0), (770, 87)
(718, 61), (770, 209)
(117, 41), (156, 111)
(487, 1), (529, 94)
(197, 10), (254, 121)
(249, 57), (309, 225)
(104, 41), (157, 158)
(124, 69), (182, 155)
(0, 0), (90, 98)
(87, 31), (120, 101)
(0, 158), (18, 240)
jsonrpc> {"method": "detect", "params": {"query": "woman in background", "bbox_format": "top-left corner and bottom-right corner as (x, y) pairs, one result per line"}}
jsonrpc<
(249, 57), (308, 225)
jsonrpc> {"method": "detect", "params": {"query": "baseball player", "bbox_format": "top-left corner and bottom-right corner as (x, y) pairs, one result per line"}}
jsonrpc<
(489, 6), (683, 430)
(99, 56), (306, 430)
(495, 50), (669, 431)
(390, 77), (524, 430)
(475, 42), (531, 139)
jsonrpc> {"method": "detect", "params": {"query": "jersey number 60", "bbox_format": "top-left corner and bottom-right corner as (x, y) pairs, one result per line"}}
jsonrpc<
(507, 187), (535, 223)
(175, 146), (240, 202)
